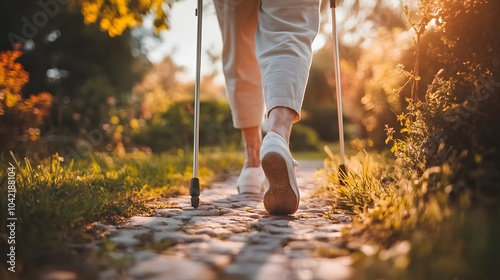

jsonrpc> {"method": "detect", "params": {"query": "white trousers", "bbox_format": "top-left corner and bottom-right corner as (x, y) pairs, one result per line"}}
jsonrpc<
(214, 0), (320, 129)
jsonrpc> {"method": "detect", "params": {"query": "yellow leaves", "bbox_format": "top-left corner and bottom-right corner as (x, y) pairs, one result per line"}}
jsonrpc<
(110, 115), (120, 125)
(79, 0), (171, 37)
(81, 0), (103, 24)
(99, 17), (111, 30)
(115, 124), (124, 134)
(115, 0), (128, 16)
(129, 118), (140, 132)
(5, 90), (21, 108)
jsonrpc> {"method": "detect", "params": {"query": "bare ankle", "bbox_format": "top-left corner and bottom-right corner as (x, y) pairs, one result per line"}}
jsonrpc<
(268, 107), (297, 144)
(241, 126), (262, 168)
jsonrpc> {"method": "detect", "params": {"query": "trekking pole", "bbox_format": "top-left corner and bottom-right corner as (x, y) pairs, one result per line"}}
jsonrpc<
(330, 0), (348, 185)
(190, 0), (204, 208)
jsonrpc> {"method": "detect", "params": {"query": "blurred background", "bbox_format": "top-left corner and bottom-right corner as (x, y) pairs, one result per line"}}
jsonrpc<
(2, 1), (500, 279)
(0, 0), (415, 158)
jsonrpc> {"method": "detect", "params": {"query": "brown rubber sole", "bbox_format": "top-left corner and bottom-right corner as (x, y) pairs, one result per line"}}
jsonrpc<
(261, 152), (299, 215)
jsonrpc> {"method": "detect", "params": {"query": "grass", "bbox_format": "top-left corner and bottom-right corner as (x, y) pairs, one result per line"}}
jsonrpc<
(3, 141), (499, 279)
(321, 149), (500, 280)
(0, 148), (244, 279)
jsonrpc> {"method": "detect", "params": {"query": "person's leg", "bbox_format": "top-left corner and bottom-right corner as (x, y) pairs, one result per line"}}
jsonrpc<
(257, 0), (320, 137)
(215, 0), (262, 165)
(241, 126), (262, 167)
(267, 107), (296, 145)
(215, 0), (265, 193)
(257, 0), (320, 214)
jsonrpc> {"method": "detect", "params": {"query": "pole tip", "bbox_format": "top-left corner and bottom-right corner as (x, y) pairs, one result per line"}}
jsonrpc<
(191, 197), (200, 208)
(190, 177), (200, 208)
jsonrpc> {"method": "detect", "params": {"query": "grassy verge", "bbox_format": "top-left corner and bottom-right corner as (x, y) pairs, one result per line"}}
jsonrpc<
(0, 148), (243, 279)
(322, 150), (500, 280)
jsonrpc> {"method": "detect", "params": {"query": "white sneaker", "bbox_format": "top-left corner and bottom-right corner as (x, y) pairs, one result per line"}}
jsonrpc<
(236, 166), (265, 194)
(260, 132), (300, 215)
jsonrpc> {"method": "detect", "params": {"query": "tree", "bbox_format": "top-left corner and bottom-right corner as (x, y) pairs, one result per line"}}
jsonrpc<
(79, 0), (174, 37)
(0, 1), (151, 155)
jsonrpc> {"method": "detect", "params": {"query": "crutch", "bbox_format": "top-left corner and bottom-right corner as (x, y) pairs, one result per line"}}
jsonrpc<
(190, 0), (204, 208)
(330, 0), (348, 185)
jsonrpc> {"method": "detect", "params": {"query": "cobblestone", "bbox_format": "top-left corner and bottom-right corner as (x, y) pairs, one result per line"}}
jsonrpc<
(94, 160), (354, 279)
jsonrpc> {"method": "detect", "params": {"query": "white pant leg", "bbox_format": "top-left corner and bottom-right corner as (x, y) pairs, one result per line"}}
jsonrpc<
(214, 0), (264, 129)
(257, 0), (320, 121)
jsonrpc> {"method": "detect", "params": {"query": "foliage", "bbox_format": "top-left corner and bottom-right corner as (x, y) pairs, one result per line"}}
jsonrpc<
(387, 0), (500, 197)
(301, 104), (341, 142)
(134, 99), (241, 152)
(0, 49), (53, 155)
(309, 1), (410, 147)
(355, 27), (412, 147)
(80, 0), (174, 36)
(0, 2), (151, 156)
(324, 151), (397, 213)
(289, 124), (320, 152)
(303, 46), (362, 143)
(0, 149), (243, 277)
(324, 152), (500, 280)
(322, 1), (500, 279)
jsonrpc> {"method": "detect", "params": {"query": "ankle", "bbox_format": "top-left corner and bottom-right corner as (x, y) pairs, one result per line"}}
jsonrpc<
(241, 126), (262, 168)
(244, 147), (259, 167)
(268, 107), (297, 144)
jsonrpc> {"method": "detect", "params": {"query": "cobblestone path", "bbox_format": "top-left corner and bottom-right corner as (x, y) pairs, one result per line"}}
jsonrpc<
(94, 160), (353, 280)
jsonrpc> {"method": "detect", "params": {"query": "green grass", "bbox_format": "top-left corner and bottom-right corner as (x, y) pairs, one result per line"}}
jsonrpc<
(322, 150), (500, 280)
(0, 148), (244, 279)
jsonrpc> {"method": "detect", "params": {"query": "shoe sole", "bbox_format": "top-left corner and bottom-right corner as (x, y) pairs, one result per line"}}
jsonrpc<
(261, 152), (299, 215)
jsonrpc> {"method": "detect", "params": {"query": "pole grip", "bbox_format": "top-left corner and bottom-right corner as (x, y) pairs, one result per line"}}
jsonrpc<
(330, 0), (336, 8)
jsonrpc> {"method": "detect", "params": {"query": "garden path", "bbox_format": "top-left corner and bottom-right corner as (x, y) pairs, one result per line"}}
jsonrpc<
(93, 160), (354, 280)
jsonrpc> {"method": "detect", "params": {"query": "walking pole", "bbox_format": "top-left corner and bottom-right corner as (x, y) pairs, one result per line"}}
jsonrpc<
(190, 0), (204, 208)
(330, 0), (348, 185)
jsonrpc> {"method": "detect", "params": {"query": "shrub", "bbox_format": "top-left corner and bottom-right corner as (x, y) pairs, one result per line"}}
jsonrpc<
(326, 152), (500, 280)
(387, 0), (500, 199)
(0, 49), (53, 156)
(134, 99), (241, 152)
(290, 123), (320, 152)
(325, 1), (500, 279)
(300, 105), (340, 142)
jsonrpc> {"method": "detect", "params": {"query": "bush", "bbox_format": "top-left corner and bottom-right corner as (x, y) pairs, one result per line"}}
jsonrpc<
(325, 1), (500, 279)
(290, 123), (320, 152)
(388, 0), (500, 199)
(134, 99), (241, 152)
(300, 105), (340, 142)
(0, 49), (53, 156)
(325, 152), (500, 280)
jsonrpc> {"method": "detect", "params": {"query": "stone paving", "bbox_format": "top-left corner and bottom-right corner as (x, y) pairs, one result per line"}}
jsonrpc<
(93, 160), (354, 280)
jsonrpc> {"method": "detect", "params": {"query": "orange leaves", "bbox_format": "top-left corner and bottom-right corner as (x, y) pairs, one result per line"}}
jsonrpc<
(0, 49), (53, 149)
(0, 49), (30, 112)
